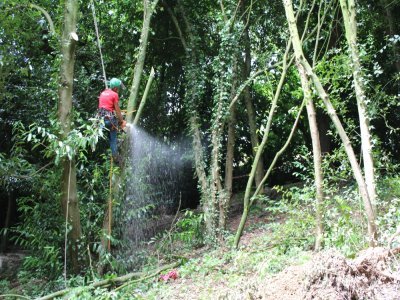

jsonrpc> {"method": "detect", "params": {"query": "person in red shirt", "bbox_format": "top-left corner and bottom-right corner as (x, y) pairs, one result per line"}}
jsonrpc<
(98, 78), (126, 160)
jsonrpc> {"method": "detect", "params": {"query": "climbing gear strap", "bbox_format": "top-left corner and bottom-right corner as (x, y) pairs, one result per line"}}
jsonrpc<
(97, 108), (115, 119)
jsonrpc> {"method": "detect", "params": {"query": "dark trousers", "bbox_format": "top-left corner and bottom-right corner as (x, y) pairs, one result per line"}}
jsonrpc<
(104, 116), (118, 156)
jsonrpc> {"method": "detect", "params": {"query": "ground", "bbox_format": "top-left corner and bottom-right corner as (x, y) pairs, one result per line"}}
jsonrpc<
(1, 194), (400, 299)
(142, 210), (400, 300)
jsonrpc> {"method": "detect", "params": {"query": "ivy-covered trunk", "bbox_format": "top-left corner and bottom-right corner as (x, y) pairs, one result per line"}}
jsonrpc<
(174, 0), (242, 242)
(58, 0), (81, 273)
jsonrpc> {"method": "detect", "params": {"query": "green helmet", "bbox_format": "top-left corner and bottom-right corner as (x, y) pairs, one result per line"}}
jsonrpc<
(109, 78), (124, 89)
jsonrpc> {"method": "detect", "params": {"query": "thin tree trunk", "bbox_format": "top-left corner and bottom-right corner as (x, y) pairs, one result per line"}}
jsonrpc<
(173, 1), (212, 235)
(127, 0), (159, 123)
(340, 0), (377, 209)
(283, 0), (377, 245)
(234, 43), (292, 248)
(235, 93), (306, 248)
(220, 93), (237, 231)
(298, 64), (324, 251)
(209, 91), (225, 239)
(58, 0), (81, 273)
(243, 27), (265, 190)
(0, 192), (13, 253)
(380, 0), (400, 72)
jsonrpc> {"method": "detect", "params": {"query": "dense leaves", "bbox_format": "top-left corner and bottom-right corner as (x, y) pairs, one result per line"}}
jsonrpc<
(0, 0), (399, 296)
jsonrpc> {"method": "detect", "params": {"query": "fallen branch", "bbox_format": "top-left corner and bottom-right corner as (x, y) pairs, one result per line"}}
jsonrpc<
(115, 261), (178, 292)
(0, 294), (30, 300)
(36, 261), (180, 300)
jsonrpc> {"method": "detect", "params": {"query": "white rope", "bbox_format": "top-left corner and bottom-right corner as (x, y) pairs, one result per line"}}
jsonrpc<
(63, 159), (72, 286)
(91, 0), (108, 89)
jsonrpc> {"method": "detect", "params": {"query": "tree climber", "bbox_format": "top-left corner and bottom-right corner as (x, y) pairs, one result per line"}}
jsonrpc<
(98, 78), (127, 162)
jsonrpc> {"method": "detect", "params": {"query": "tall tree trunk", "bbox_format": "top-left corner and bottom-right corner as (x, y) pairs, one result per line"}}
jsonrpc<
(283, 0), (377, 245)
(234, 44), (292, 248)
(0, 192), (14, 253)
(298, 64), (324, 251)
(220, 90), (238, 231)
(380, 0), (400, 72)
(173, 1), (213, 236)
(58, 0), (81, 273)
(243, 27), (265, 190)
(340, 0), (377, 209)
(209, 91), (225, 240)
(127, 0), (159, 123)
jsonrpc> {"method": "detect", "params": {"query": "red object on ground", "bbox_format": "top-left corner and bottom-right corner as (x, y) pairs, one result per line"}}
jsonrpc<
(159, 269), (179, 281)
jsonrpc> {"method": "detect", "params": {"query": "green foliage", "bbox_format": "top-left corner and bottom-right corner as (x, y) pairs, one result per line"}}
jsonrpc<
(13, 116), (105, 165)
(12, 193), (63, 278)
(173, 211), (204, 246)
(0, 279), (11, 294)
(376, 176), (400, 246)
(153, 210), (204, 258)
(323, 188), (368, 257)
(261, 186), (316, 252)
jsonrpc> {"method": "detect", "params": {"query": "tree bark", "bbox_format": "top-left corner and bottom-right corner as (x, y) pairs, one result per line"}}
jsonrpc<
(220, 89), (238, 231)
(380, 0), (400, 73)
(298, 63), (324, 251)
(340, 0), (377, 209)
(58, 0), (81, 273)
(243, 27), (265, 190)
(234, 44), (292, 248)
(235, 92), (306, 248)
(283, 0), (377, 245)
(0, 192), (14, 253)
(127, 0), (159, 123)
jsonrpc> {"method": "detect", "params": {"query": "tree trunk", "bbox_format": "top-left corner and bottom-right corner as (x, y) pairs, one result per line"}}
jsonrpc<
(220, 95), (237, 232)
(298, 64), (324, 251)
(127, 0), (159, 123)
(380, 0), (400, 72)
(234, 44), (292, 248)
(243, 27), (265, 190)
(0, 192), (14, 253)
(209, 93), (225, 240)
(235, 91), (306, 248)
(283, 0), (377, 245)
(58, 0), (81, 273)
(340, 0), (377, 209)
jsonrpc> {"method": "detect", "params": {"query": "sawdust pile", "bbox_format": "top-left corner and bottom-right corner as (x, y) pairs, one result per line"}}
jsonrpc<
(228, 247), (400, 300)
(304, 247), (400, 300)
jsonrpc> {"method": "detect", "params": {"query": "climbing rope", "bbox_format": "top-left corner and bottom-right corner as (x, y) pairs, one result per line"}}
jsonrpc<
(91, 1), (126, 253)
(90, 0), (108, 89)
(63, 159), (72, 286)
(108, 156), (113, 252)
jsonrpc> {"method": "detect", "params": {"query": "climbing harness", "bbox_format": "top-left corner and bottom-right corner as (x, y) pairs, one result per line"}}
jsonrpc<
(97, 108), (119, 131)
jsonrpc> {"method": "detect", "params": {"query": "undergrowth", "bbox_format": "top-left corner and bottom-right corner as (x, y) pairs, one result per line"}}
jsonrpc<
(1, 176), (400, 299)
